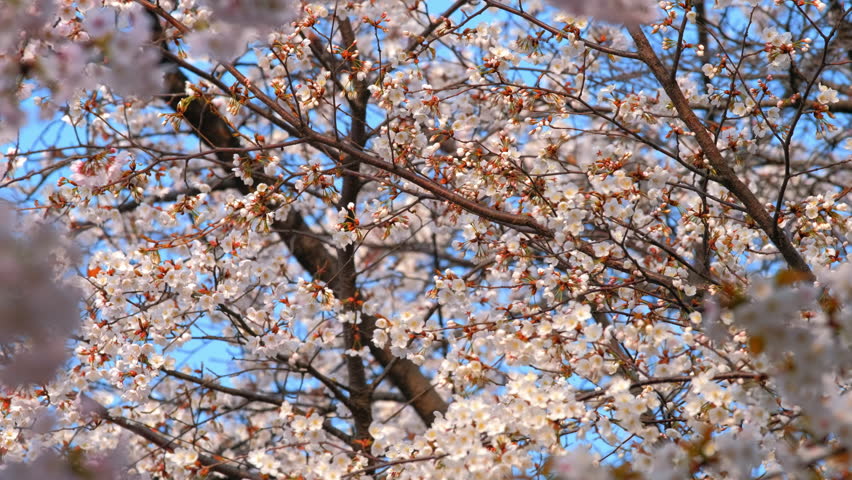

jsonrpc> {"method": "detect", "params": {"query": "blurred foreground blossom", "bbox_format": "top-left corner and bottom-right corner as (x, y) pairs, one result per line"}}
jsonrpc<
(1, 3), (164, 142)
(0, 0), (55, 138)
(202, 0), (299, 28)
(185, 0), (302, 61)
(546, 0), (657, 24)
(0, 203), (80, 386)
(546, 448), (610, 479)
(0, 447), (138, 480)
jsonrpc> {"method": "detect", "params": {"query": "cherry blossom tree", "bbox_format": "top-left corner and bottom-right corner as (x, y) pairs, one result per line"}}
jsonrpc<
(1, 0), (851, 478)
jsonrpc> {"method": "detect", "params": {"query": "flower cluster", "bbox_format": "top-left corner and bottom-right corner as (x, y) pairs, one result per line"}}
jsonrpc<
(0, 204), (80, 386)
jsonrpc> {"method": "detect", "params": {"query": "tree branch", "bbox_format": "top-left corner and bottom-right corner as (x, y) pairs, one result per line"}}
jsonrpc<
(626, 25), (814, 278)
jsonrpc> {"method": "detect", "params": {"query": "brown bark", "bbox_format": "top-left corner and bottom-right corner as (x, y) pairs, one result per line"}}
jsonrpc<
(335, 17), (372, 444)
